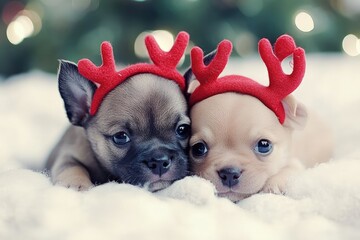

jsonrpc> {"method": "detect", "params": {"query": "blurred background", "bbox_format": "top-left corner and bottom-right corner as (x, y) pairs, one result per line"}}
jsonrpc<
(0, 0), (360, 78)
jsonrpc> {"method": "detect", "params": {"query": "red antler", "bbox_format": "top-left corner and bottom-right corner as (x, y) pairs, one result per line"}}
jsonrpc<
(191, 40), (232, 84)
(77, 31), (189, 115)
(146, 32), (189, 68)
(78, 42), (117, 85)
(259, 35), (305, 102)
(189, 34), (306, 124)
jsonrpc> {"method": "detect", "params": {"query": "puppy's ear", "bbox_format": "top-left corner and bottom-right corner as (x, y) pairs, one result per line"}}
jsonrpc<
(187, 80), (200, 94)
(58, 60), (97, 126)
(183, 49), (217, 95)
(282, 95), (308, 130)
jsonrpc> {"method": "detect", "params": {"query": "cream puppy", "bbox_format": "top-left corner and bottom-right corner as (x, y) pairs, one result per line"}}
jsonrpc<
(187, 35), (333, 202)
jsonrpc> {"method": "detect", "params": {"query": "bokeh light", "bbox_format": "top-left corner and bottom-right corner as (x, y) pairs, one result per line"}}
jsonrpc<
(134, 30), (174, 58)
(237, 0), (263, 17)
(6, 10), (42, 45)
(1, 0), (360, 76)
(234, 32), (256, 57)
(151, 30), (175, 51)
(332, 0), (360, 17)
(7, 15), (33, 45)
(72, 0), (92, 11)
(342, 34), (360, 56)
(134, 30), (186, 66)
(1, 1), (24, 24)
(134, 31), (151, 58)
(22, 10), (42, 35)
(295, 11), (314, 32)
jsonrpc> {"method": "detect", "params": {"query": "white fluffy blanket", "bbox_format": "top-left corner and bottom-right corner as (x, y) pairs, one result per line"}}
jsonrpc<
(1, 54), (360, 240)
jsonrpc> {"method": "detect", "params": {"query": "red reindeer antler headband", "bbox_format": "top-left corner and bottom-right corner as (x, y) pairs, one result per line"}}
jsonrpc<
(189, 34), (306, 124)
(78, 31), (189, 115)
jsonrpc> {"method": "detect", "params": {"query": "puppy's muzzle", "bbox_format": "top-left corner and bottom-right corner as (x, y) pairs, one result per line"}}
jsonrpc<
(144, 152), (172, 177)
(218, 167), (242, 188)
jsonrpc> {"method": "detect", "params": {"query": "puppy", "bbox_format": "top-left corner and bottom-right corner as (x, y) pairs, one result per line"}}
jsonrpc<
(186, 35), (333, 202)
(46, 32), (191, 192)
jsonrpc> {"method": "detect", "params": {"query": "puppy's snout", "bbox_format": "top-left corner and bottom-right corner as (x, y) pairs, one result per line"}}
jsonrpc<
(144, 153), (172, 177)
(218, 167), (242, 188)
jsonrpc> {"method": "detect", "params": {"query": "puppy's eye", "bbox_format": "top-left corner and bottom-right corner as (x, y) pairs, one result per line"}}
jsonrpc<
(176, 124), (190, 139)
(112, 132), (131, 145)
(254, 139), (273, 156)
(191, 141), (208, 158)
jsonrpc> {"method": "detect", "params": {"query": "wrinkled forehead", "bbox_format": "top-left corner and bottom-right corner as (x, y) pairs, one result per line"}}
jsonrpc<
(190, 93), (282, 141)
(93, 74), (189, 132)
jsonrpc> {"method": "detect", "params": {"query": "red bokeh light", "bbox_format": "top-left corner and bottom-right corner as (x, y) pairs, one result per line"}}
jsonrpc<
(2, 1), (24, 25)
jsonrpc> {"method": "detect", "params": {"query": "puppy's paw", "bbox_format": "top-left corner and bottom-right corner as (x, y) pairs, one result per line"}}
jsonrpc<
(54, 168), (94, 191)
(56, 176), (94, 191)
(261, 175), (289, 195)
(261, 160), (304, 195)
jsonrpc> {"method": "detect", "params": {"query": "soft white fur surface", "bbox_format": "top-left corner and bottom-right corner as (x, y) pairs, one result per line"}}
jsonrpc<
(1, 54), (360, 240)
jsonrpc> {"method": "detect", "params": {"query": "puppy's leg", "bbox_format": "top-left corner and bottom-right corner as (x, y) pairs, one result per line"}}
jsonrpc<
(261, 158), (304, 194)
(52, 158), (94, 191)
(46, 126), (105, 191)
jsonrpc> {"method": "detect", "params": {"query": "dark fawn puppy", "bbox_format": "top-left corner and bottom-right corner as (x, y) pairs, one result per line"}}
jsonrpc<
(46, 32), (191, 192)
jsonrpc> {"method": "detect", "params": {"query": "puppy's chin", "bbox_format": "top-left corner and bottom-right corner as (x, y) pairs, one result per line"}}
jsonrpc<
(144, 180), (173, 192)
(217, 191), (252, 202)
(193, 166), (271, 202)
(142, 165), (187, 192)
(215, 179), (263, 202)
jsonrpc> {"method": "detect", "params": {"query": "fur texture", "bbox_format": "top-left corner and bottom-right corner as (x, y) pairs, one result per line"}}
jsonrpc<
(46, 62), (190, 192)
(189, 92), (333, 202)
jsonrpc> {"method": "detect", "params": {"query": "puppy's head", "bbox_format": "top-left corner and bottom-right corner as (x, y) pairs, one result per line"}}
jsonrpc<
(57, 33), (191, 191)
(189, 92), (306, 202)
(58, 61), (189, 191)
(186, 35), (307, 201)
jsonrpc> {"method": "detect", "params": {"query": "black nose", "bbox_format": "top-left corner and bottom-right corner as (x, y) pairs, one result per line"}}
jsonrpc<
(144, 154), (172, 177)
(218, 167), (242, 188)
